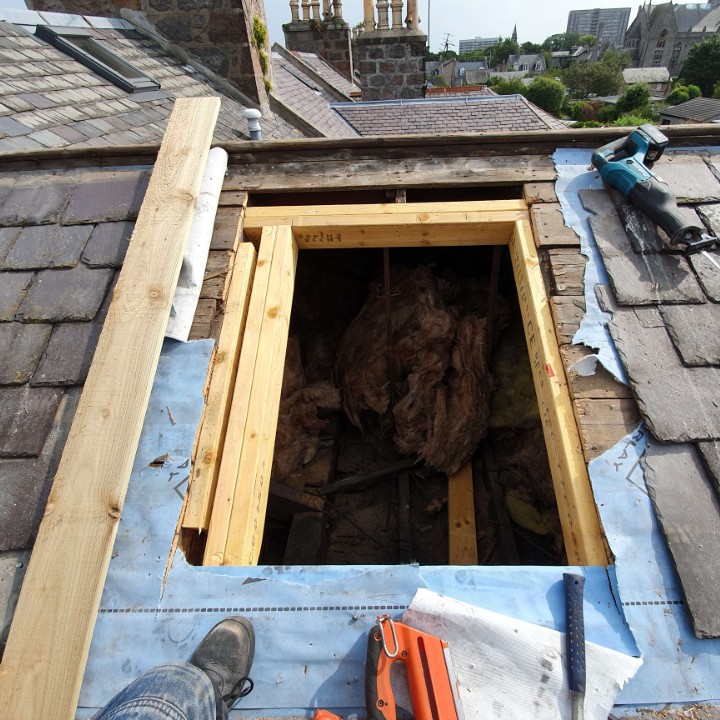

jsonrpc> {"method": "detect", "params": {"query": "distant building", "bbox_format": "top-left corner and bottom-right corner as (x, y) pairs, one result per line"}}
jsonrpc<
(624, 1), (720, 77)
(659, 96), (720, 124)
(506, 53), (547, 75)
(459, 36), (502, 53)
(622, 67), (672, 97)
(567, 7), (631, 47)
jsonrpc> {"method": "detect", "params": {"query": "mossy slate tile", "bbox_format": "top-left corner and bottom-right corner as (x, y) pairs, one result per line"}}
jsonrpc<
(15, 265), (113, 322)
(0, 323), (52, 384)
(2, 224), (92, 270)
(0, 385), (62, 458)
(63, 171), (150, 224)
(0, 183), (74, 226)
(31, 322), (102, 387)
(0, 271), (33, 321)
(82, 221), (133, 268)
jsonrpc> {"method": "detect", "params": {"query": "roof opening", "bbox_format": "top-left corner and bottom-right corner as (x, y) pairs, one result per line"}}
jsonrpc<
(35, 24), (160, 94)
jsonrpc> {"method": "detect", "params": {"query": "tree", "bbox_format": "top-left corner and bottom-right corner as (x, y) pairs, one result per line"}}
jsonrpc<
(525, 76), (565, 115)
(492, 38), (520, 64)
(578, 34), (597, 47)
(493, 77), (527, 95)
(521, 41), (542, 54)
(542, 32), (581, 51)
(615, 83), (651, 114)
(680, 34), (720, 96)
(563, 61), (622, 98)
(601, 47), (632, 71)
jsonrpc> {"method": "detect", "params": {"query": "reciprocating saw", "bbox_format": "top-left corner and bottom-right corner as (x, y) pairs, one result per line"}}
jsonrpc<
(591, 123), (720, 258)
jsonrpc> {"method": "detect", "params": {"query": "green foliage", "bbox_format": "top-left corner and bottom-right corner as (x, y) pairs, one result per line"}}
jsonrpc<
(563, 61), (622, 98)
(493, 38), (520, 64)
(430, 74), (448, 87)
(614, 114), (651, 127)
(258, 48), (269, 76)
(667, 87), (690, 105)
(571, 120), (603, 128)
(251, 15), (268, 49)
(264, 78), (272, 93)
(680, 34), (720, 96)
(598, 103), (619, 122)
(521, 41), (542, 53)
(542, 32), (581, 51)
(525, 76), (565, 115)
(615, 83), (651, 114)
(579, 34), (597, 47)
(458, 49), (488, 62)
(713, 80), (720, 99)
(493, 78), (527, 95)
(601, 47), (632, 71)
(569, 99), (604, 121)
(687, 84), (701, 99)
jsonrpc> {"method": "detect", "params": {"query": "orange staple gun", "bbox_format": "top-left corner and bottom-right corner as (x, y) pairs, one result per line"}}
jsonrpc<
(365, 615), (465, 720)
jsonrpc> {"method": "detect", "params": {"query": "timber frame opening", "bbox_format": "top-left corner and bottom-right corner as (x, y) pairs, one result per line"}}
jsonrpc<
(183, 200), (608, 568)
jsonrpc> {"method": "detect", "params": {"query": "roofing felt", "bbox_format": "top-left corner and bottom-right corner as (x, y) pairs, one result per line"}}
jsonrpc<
(332, 95), (568, 136)
(661, 96), (720, 122)
(0, 18), (302, 151)
(271, 52), (359, 138)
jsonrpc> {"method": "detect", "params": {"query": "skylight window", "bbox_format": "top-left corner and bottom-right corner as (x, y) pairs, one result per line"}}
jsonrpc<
(35, 25), (160, 94)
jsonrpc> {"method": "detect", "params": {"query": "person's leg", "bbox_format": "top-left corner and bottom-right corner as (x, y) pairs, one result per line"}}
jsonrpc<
(93, 617), (255, 720)
(92, 661), (216, 720)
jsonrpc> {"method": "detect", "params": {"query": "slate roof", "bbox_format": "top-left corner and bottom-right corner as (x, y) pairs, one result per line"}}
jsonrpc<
(691, 5), (720, 31)
(0, 165), (146, 568)
(579, 151), (720, 637)
(660, 97), (720, 123)
(672, 2), (716, 32)
(271, 51), (359, 138)
(287, 49), (359, 98)
(332, 95), (568, 136)
(0, 14), (302, 152)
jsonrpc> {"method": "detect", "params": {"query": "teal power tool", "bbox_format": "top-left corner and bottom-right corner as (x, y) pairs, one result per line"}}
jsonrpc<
(592, 124), (720, 261)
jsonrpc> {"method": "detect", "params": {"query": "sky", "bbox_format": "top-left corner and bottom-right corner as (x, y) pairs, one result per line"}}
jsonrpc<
(265, 0), (642, 53)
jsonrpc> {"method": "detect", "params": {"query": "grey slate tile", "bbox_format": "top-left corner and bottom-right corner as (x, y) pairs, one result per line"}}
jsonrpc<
(698, 439), (720, 495)
(0, 388), (79, 552)
(598, 284), (720, 442)
(643, 440), (720, 638)
(63, 171), (150, 224)
(653, 155), (720, 202)
(0, 322), (52, 384)
(0, 271), (33, 321)
(16, 265), (113, 322)
(0, 227), (20, 263)
(660, 304), (720, 366)
(31, 322), (102, 387)
(581, 189), (706, 305)
(0, 385), (62, 458)
(689, 250), (720, 302)
(0, 116), (29, 137)
(2, 224), (92, 270)
(82, 221), (133, 268)
(0, 183), (74, 226)
(0, 549), (28, 650)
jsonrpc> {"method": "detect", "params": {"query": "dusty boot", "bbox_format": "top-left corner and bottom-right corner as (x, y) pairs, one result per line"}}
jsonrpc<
(188, 617), (255, 716)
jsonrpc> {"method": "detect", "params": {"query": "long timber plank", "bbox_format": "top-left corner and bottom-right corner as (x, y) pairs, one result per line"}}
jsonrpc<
(184, 242), (257, 531)
(448, 463), (478, 565)
(203, 227), (280, 565)
(222, 226), (298, 565)
(0, 98), (221, 720)
(510, 218), (608, 566)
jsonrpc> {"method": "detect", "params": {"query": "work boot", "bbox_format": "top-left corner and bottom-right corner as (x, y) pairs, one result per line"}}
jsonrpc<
(189, 616), (255, 714)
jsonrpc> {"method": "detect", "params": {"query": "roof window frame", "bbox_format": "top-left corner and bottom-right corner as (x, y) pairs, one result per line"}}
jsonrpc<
(35, 24), (160, 94)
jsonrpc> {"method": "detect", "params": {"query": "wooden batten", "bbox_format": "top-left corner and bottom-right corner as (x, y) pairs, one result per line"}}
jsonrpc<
(184, 242), (257, 531)
(448, 463), (478, 565)
(0, 98), (221, 720)
(509, 218), (608, 566)
(222, 225), (298, 566)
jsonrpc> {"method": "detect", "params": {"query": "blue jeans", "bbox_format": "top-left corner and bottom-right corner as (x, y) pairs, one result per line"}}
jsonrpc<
(93, 662), (226, 720)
